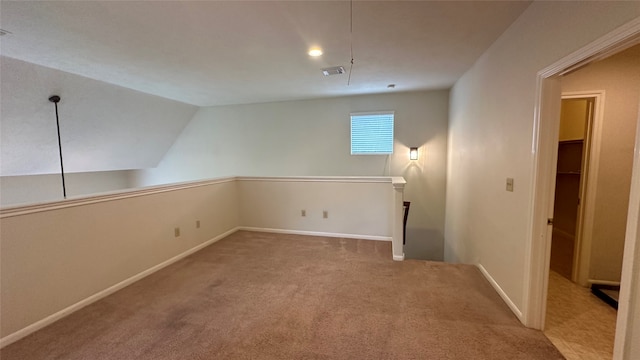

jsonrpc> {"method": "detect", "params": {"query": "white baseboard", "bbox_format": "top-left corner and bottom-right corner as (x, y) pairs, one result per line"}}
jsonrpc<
(0, 227), (239, 349)
(476, 263), (523, 321)
(588, 279), (621, 286)
(238, 226), (392, 242)
(393, 254), (405, 261)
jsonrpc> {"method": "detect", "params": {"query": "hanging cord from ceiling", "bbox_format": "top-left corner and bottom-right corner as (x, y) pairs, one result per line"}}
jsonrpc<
(347, 0), (354, 86)
(49, 95), (67, 199)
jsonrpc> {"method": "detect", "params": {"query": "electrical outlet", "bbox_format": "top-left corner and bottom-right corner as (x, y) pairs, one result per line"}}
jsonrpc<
(301, 209), (306, 217)
(506, 178), (514, 192)
(174, 227), (180, 237)
(196, 220), (200, 228)
(323, 210), (328, 219)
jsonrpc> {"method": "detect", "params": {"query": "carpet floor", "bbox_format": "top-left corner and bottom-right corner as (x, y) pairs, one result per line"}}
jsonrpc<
(1, 231), (564, 359)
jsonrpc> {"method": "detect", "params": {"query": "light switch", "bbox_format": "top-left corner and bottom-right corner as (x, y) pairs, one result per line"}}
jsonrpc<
(506, 178), (514, 192)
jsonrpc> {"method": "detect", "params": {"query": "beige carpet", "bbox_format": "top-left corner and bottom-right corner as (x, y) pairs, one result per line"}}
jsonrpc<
(1, 231), (564, 359)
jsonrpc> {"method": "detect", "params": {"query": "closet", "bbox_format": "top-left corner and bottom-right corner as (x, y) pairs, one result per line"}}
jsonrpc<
(549, 98), (591, 281)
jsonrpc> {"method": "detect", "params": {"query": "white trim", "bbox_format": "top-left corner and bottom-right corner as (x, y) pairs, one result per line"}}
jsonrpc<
(2, 176), (405, 218)
(523, 75), (562, 329)
(392, 177), (407, 189)
(562, 91), (607, 98)
(615, 90), (640, 359)
(1, 177), (237, 218)
(391, 179), (406, 261)
(350, 110), (395, 116)
(477, 264), (523, 321)
(0, 227), (239, 349)
(238, 226), (392, 242)
(561, 91), (605, 286)
(236, 176), (395, 184)
(537, 18), (640, 79)
(588, 279), (622, 287)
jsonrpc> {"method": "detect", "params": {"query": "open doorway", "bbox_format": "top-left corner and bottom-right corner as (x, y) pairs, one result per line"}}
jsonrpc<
(531, 38), (640, 359)
(545, 89), (623, 359)
(549, 96), (595, 282)
(545, 44), (639, 359)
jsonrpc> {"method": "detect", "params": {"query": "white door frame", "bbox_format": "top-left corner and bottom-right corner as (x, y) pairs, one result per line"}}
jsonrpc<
(560, 91), (605, 287)
(524, 17), (640, 360)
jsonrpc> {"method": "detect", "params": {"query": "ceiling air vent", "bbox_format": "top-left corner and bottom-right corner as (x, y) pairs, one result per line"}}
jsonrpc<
(322, 66), (346, 76)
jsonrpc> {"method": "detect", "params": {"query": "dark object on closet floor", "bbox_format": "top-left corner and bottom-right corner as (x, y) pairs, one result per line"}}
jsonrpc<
(591, 284), (619, 310)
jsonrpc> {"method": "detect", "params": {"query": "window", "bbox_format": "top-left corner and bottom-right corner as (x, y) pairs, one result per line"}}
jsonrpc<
(350, 111), (394, 155)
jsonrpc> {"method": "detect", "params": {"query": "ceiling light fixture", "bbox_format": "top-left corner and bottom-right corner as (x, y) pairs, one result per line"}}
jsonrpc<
(308, 47), (323, 57)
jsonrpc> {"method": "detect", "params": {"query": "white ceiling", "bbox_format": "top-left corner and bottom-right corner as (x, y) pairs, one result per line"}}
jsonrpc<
(0, 57), (198, 176)
(1, 1), (532, 107)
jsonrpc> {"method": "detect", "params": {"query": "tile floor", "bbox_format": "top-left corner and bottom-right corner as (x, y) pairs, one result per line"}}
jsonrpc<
(544, 270), (618, 360)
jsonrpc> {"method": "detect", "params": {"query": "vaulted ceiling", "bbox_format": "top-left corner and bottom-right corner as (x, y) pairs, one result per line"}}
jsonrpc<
(0, 1), (531, 176)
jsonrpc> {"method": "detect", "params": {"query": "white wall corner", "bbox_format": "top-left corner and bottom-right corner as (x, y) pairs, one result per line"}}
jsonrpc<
(477, 264), (524, 321)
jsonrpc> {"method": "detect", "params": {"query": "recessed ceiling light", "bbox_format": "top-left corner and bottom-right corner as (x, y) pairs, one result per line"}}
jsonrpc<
(308, 47), (323, 57)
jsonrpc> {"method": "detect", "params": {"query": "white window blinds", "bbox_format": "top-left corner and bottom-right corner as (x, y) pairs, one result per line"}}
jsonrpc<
(350, 112), (394, 155)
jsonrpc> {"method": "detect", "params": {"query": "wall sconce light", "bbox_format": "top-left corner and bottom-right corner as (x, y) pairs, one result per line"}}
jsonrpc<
(409, 147), (418, 160)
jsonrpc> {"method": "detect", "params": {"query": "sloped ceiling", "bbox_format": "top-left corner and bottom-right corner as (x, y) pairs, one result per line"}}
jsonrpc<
(0, 1), (531, 176)
(0, 57), (197, 176)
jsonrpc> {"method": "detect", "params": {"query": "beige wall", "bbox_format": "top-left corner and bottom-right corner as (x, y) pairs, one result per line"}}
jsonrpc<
(238, 178), (392, 238)
(132, 90), (449, 261)
(446, 0), (640, 316)
(561, 44), (640, 282)
(1, 179), (240, 341)
(559, 99), (587, 141)
(0, 170), (136, 206)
